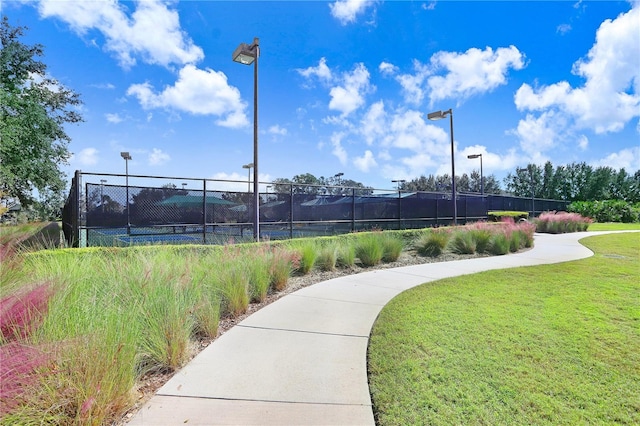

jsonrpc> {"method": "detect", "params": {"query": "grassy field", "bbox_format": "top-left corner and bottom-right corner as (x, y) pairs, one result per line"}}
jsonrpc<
(588, 222), (640, 231)
(368, 232), (640, 425)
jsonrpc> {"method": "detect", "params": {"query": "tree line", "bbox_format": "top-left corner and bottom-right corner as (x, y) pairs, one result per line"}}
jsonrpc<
(504, 161), (640, 203)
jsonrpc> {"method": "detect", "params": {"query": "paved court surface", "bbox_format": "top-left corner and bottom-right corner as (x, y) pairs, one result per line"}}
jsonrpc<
(128, 231), (623, 425)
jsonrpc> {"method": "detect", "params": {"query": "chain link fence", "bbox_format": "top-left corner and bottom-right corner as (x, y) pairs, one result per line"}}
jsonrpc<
(62, 171), (568, 247)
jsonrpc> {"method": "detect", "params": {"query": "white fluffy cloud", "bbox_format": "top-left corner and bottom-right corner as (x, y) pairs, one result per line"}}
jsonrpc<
(328, 63), (374, 116)
(297, 57), (333, 82)
(268, 125), (288, 136)
(75, 147), (99, 166)
(331, 132), (348, 164)
(127, 64), (248, 128)
(37, 0), (203, 69)
(105, 113), (123, 124)
(353, 150), (377, 172)
(329, 0), (376, 25)
(148, 148), (170, 166)
(427, 45), (525, 105)
(380, 46), (525, 106)
(591, 146), (640, 171)
(514, 6), (640, 134)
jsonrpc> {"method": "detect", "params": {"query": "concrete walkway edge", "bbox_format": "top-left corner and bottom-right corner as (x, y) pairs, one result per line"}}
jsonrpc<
(128, 231), (634, 425)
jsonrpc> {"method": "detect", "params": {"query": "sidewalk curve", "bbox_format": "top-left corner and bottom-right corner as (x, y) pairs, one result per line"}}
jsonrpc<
(128, 231), (628, 425)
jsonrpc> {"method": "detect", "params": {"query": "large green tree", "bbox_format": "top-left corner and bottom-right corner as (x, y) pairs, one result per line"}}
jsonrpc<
(400, 173), (502, 194)
(504, 161), (640, 203)
(0, 17), (83, 217)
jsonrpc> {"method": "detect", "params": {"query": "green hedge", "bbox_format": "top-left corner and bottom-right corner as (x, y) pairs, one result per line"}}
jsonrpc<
(487, 211), (529, 222)
(568, 200), (640, 223)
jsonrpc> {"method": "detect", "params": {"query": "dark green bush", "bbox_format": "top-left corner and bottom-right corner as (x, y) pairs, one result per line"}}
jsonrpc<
(568, 200), (640, 223)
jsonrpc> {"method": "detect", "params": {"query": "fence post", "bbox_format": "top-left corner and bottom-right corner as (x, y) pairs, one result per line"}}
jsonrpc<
(74, 170), (81, 248)
(397, 190), (402, 230)
(289, 184), (293, 239)
(202, 179), (207, 244)
(351, 188), (356, 232)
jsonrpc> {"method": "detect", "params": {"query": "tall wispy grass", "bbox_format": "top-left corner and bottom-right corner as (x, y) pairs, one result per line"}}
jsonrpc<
(535, 211), (592, 233)
(316, 245), (338, 271)
(1, 223), (540, 424)
(416, 229), (451, 257)
(355, 232), (385, 266)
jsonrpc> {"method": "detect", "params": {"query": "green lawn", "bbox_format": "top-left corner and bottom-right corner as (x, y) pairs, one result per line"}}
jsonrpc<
(368, 232), (640, 425)
(588, 222), (640, 231)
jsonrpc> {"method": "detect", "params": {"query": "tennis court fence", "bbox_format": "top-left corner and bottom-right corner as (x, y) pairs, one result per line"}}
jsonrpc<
(62, 170), (568, 248)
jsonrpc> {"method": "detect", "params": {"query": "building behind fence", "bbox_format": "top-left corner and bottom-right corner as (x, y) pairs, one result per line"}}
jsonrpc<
(62, 170), (568, 248)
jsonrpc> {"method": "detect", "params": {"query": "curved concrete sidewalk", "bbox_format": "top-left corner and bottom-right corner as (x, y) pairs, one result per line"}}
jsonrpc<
(128, 231), (622, 425)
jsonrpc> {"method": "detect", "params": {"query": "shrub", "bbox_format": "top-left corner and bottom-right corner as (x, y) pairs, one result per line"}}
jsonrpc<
(450, 231), (476, 254)
(381, 234), (404, 262)
(355, 233), (384, 266)
(488, 211), (528, 222)
(568, 200), (640, 223)
(416, 230), (450, 257)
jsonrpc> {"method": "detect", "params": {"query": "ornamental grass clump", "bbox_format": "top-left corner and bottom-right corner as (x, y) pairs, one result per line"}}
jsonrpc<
(535, 211), (592, 233)
(416, 229), (450, 257)
(355, 232), (384, 266)
(1, 283), (53, 343)
(336, 242), (356, 268)
(488, 231), (510, 255)
(469, 227), (492, 253)
(381, 233), (404, 262)
(450, 230), (476, 254)
(245, 250), (272, 303)
(316, 245), (338, 271)
(270, 247), (299, 291)
(218, 262), (250, 318)
(294, 240), (317, 275)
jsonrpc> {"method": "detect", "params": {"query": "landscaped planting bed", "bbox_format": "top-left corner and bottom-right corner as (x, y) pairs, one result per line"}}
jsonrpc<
(2, 220), (536, 424)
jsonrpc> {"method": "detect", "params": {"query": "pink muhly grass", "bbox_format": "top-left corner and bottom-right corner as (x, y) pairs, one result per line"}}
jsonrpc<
(0, 342), (52, 415)
(1, 283), (53, 343)
(536, 211), (593, 233)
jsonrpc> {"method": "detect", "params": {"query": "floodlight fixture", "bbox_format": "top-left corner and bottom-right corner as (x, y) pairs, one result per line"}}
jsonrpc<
(427, 108), (456, 224)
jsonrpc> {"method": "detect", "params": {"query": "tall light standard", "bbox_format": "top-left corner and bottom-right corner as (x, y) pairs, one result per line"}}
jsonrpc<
(391, 179), (406, 230)
(120, 152), (132, 234)
(428, 108), (457, 225)
(391, 179), (405, 191)
(233, 37), (260, 241)
(242, 163), (253, 192)
(467, 153), (483, 195)
(100, 179), (107, 212)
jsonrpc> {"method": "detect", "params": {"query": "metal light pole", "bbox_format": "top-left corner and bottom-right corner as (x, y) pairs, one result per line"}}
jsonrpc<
(391, 179), (406, 230)
(120, 152), (132, 234)
(391, 179), (405, 191)
(428, 108), (457, 225)
(233, 37), (260, 241)
(467, 153), (483, 195)
(242, 163), (253, 192)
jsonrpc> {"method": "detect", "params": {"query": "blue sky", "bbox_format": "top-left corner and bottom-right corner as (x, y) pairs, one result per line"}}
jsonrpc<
(4, 0), (639, 192)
